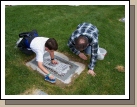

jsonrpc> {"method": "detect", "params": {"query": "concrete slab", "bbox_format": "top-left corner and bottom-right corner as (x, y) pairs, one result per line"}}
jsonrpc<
(26, 51), (85, 85)
(32, 89), (48, 95)
(20, 88), (48, 95)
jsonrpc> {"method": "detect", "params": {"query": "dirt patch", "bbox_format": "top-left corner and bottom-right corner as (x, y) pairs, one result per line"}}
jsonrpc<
(115, 65), (125, 72)
(24, 55), (36, 63)
(55, 73), (79, 88)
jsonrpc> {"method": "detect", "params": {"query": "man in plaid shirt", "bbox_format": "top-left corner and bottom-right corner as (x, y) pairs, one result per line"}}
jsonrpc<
(67, 22), (99, 76)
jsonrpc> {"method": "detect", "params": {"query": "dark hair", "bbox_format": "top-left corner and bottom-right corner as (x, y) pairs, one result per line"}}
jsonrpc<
(74, 35), (89, 51)
(45, 38), (58, 50)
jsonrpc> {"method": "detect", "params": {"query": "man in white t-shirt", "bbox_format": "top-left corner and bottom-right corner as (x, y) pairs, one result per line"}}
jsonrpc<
(30, 37), (58, 83)
(17, 31), (58, 83)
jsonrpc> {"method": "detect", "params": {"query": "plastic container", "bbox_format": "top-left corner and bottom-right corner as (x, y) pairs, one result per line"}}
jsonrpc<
(97, 48), (107, 60)
(119, 17), (125, 22)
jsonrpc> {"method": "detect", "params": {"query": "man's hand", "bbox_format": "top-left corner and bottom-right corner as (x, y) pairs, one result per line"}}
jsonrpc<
(48, 73), (55, 79)
(51, 59), (58, 64)
(78, 53), (87, 60)
(87, 69), (96, 77)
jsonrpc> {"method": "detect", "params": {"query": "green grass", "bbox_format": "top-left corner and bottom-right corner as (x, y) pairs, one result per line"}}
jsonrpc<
(5, 5), (125, 95)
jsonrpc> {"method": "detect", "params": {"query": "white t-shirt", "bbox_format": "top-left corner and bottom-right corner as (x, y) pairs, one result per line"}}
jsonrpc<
(30, 37), (49, 62)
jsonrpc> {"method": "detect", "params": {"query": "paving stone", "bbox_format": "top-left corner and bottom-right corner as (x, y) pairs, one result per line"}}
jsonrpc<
(33, 89), (48, 95)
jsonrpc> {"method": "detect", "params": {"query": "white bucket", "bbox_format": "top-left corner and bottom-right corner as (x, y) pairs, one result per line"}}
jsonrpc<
(97, 48), (107, 60)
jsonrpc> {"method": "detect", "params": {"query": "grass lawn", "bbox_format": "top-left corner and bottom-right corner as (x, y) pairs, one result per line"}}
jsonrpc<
(5, 5), (125, 95)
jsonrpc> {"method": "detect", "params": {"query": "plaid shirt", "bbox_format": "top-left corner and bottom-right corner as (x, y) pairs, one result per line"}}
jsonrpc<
(67, 22), (99, 70)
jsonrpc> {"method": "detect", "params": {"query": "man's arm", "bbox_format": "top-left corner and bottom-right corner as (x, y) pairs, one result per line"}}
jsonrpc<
(49, 50), (54, 60)
(35, 51), (55, 79)
(88, 42), (98, 70)
(37, 61), (55, 79)
(38, 61), (50, 74)
(49, 50), (58, 64)
(87, 42), (98, 77)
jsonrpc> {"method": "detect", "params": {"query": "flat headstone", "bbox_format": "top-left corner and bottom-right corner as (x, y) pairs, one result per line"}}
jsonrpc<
(33, 89), (48, 95)
(26, 51), (85, 85)
(20, 88), (48, 95)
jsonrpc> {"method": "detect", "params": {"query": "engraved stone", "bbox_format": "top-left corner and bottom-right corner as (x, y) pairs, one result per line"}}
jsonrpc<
(26, 51), (85, 84)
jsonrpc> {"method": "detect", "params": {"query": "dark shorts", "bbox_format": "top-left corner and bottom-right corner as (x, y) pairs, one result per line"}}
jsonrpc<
(17, 31), (38, 55)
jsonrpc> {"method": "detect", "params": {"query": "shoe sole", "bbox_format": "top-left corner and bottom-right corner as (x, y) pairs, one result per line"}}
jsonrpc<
(16, 38), (23, 45)
(45, 79), (56, 83)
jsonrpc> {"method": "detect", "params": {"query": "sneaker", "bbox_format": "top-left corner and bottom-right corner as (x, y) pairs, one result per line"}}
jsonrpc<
(45, 74), (56, 83)
(16, 38), (23, 46)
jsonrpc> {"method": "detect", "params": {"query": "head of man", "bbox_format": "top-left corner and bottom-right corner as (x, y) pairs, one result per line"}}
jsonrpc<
(45, 38), (58, 52)
(74, 35), (89, 51)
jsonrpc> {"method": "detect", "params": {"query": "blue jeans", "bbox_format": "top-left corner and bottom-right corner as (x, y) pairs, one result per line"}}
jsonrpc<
(84, 46), (105, 60)
(84, 46), (102, 60)
(84, 45), (92, 55)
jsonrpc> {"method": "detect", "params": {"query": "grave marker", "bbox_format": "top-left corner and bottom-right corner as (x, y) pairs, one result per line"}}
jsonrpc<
(26, 51), (85, 85)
